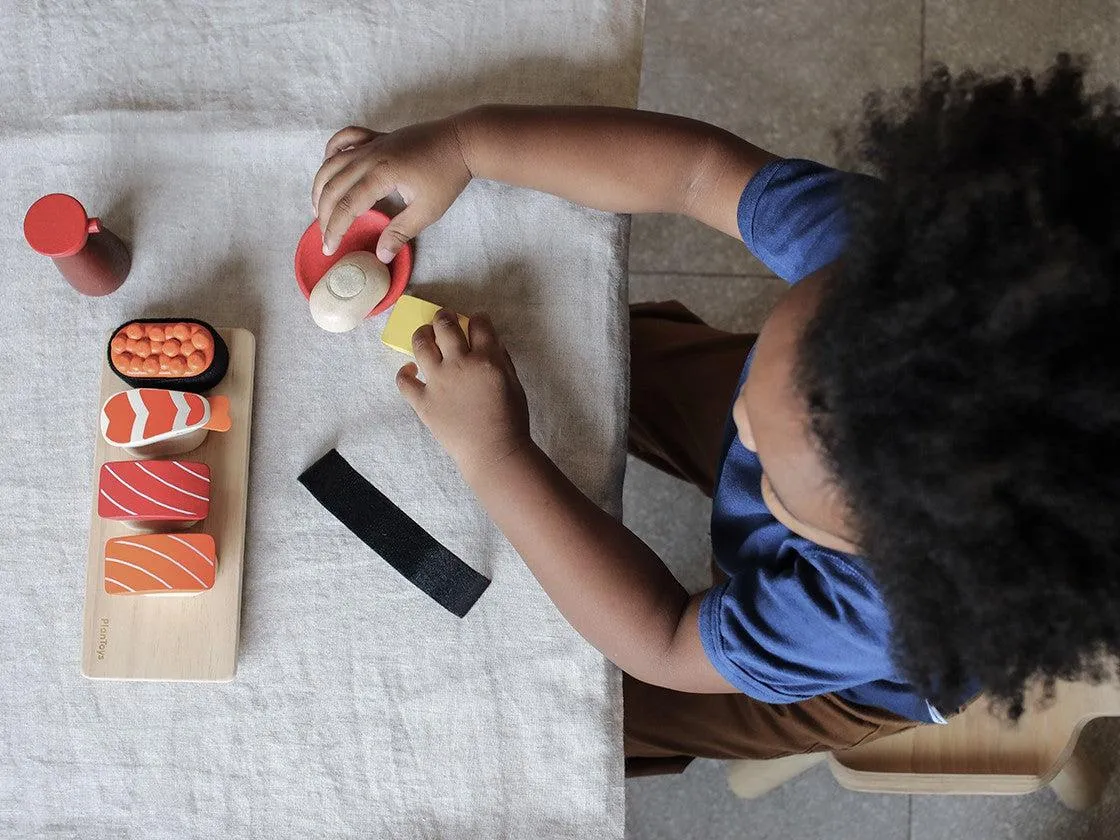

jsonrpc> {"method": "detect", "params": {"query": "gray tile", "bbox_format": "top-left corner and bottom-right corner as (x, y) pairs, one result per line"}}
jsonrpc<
(911, 794), (1092, 840)
(911, 719), (1120, 840)
(629, 272), (788, 334)
(924, 0), (1120, 83)
(631, 0), (922, 273)
(630, 215), (772, 276)
(623, 456), (713, 594)
(627, 759), (911, 840)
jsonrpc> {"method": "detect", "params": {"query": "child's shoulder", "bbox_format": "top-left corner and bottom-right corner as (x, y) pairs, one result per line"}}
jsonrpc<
(738, 158), (863, 283)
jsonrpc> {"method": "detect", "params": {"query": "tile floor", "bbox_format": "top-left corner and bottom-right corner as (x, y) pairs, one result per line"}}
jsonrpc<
(622, 1), (1120, 837)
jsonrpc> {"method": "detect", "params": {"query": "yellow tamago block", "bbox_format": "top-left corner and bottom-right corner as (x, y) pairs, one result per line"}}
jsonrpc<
(380, 294), (470, 356)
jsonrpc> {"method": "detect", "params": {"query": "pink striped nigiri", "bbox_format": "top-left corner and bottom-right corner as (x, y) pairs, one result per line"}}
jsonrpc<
(97, 460), (210, 524)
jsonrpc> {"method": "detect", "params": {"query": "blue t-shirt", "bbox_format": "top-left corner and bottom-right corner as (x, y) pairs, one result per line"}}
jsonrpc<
(698, 158), (946, 723)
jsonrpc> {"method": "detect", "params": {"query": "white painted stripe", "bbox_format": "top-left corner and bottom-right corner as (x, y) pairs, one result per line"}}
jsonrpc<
(136, 463), (209, 501)
(170, 390), (204, 431)
(114, 539), (208, 588)
(174, 462), (210, 483)
(126, 390), (149, 444)
(104, 576), (135, 593)
(167, 534), (215, 567)
(170, 389), (190, 429)
(104, 557), (173, 589)
(99, 488), (138, 516)
(103, 465), (196, 516)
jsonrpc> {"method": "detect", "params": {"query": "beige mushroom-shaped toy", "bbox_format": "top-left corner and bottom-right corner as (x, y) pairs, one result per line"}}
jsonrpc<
(309, 251), (391, 333)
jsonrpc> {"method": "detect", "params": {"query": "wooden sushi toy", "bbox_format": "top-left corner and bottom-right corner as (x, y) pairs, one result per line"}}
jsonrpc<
(100, 388), (231, 456)
(98, 459), (210, 530)
(107, 319), (229, 393)
(103, 533), (218, 595)
(83, 324), (256, 681)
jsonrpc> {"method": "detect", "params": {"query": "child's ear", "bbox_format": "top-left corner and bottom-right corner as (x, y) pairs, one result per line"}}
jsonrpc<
(732, 394), (756, 452)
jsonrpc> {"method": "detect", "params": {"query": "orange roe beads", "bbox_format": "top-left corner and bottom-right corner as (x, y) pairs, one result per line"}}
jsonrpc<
(109, 320), (220, 382)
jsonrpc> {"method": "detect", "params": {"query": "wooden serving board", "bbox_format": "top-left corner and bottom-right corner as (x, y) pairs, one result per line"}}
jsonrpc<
(81, 328), (256, 680)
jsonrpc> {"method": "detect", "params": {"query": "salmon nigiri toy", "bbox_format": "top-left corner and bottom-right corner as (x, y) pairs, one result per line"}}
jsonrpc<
(100, 388), (231, 456)
(103, 533), (217, 595)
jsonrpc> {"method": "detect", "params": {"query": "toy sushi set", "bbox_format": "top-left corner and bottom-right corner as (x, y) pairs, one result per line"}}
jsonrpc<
(82, 318), (256, 681)
(25, 192), (478, 679)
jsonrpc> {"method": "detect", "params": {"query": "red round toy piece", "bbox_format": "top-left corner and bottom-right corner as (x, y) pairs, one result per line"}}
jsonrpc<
(294, 210), (412, 318)
(24, 194), (91, 258)
(23, 193), (131, 296)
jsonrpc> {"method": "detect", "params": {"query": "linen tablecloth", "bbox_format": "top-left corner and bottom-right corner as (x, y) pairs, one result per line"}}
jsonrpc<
(0, 2), (642, 837)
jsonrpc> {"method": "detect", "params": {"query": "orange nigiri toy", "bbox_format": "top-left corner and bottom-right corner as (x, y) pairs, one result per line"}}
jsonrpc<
(103, 532), (217, 595)
(100, 388), (231, 456)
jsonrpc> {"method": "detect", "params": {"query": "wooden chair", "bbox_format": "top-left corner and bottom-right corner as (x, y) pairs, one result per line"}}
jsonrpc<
(727, 678), (1120, 810)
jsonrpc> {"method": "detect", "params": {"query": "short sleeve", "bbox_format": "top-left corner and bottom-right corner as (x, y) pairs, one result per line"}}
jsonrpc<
(737, 158), (852, 283)
(699, 545), (896, 703)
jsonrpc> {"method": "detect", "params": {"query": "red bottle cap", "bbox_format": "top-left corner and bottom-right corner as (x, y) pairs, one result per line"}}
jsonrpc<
(24, 194), (97, 258)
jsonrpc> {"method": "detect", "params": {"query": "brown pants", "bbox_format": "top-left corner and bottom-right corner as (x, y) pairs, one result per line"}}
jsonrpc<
(624, 301), (917, 777)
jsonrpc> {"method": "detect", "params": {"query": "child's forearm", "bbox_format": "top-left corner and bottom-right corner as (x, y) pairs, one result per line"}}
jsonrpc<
(461, 440), (728, 690)
(455, 105), (776, 238)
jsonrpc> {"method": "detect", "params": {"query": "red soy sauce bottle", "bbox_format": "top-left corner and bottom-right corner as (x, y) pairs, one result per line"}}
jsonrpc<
(24, 194), (131, 296)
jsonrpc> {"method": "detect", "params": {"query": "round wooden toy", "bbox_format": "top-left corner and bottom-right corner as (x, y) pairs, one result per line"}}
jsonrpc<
(295, 210), (412, 319)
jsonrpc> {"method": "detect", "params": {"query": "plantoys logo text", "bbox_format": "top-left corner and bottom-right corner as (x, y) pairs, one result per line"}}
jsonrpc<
(96, 617), (110, 660)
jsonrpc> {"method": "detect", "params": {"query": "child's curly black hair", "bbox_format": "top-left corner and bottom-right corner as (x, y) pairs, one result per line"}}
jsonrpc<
(796, 55), (1120, 718)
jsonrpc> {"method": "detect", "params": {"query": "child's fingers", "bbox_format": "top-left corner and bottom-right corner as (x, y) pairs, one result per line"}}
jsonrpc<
(432, 310), (469, 359)
(411, 324), (443, 374)
(316, 159), (368, 231)
(375, 205), (429, 264)
(395, 362), (425, 409)
(324, 126), (380, 161)
(320, 167), (398, 256)
(312, 147), (361, 213)
(468, 314), (518, 374)
(467, 312), (499, 351)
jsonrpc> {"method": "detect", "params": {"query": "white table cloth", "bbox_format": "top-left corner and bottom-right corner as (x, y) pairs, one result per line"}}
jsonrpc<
(0, 2), (642, 836)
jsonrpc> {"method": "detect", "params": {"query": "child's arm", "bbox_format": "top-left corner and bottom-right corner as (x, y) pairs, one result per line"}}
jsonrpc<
(458, 106), (776, 237)
(313, 105), (777, 262)
(396, 311), (738, 693)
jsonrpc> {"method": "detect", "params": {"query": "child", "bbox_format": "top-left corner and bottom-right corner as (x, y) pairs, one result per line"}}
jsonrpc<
(312, 55), (1120, 775)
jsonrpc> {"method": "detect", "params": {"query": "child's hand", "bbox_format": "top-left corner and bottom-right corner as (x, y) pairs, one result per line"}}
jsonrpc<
(396, 311), (531, 477)
(312, 117), (471, 261)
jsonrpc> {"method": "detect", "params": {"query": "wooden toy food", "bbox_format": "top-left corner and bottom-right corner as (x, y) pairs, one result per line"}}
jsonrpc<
(295, 211), (412, 318)
(103, 533), (217, 595)
(101, 388), (231, 456)
(97, 460), (210, 528)
(381, 295), (470, 355)
(24, 193), (131, 296)
(107, 319), (229, 392)
(309, 251), (391, 333)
